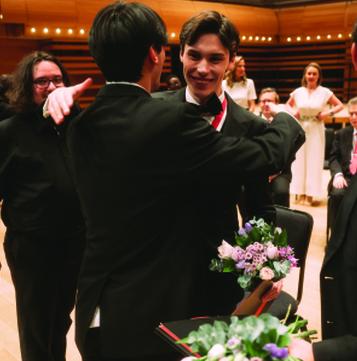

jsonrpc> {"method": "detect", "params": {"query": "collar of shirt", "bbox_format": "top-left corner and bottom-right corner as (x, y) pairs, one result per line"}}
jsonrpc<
(260, 113), (273, 123)
(106, 81), (150, 95)
(185, 87), (227, 132)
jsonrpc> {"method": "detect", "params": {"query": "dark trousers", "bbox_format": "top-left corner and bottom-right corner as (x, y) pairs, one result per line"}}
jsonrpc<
(270, 176), (290, 208)
(329, 186), (347, 233)
(4, 228), (85, 361)
(83, 328), (181, 361)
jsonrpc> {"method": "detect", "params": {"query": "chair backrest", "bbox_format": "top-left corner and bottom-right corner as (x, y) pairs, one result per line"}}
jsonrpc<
(257, 205), (314, 305)
(324, 128), (335, 169)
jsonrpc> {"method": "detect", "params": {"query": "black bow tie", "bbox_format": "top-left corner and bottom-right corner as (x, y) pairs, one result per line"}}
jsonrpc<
(198, 94), (222, 116)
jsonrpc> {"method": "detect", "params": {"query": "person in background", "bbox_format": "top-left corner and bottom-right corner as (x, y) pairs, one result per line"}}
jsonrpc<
(288, 19), (357, 361)
(165, 73), (183, 90)
(259, 87), (292, 207)
(286, 62), (343, 206)
(222, 55), (257, 112)
(328, 96), (357, 231)
(49, 2), (303, 360)
(0, 74), (14, 120)
(1, 51), (85, 361)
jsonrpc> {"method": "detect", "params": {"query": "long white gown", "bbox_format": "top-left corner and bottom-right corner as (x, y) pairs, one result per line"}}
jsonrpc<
(289, 85), (333, 198)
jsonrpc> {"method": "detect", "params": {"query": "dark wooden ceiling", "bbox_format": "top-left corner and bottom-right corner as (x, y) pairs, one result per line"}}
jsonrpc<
(199, 0), (348, 8)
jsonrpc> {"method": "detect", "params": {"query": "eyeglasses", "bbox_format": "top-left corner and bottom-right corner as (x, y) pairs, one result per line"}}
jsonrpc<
(33, 76), (64, 88)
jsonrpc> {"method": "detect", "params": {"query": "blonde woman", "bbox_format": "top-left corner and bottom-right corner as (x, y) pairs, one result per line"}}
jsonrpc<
(286, 62), (343, 206)
(222, 56), (256, 112)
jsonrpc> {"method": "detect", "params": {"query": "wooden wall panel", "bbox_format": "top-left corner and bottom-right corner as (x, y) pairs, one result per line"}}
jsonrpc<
(1, 0), (27, 23)
(0, 38), (42, 74)
(277, 2), (350, 37)
(1, 0), (357, 41)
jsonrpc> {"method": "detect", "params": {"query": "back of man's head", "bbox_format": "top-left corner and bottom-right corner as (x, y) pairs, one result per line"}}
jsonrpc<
(89, 1), (167, 82)
(179, 10), (239, 60)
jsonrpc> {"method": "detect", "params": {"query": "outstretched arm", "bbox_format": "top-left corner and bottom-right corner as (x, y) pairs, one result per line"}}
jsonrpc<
(44, 77), (93, 124)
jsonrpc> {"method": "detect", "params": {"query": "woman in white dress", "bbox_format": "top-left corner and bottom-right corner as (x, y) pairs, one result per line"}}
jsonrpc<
(222, 56), (256, 112)
(286, 62), (343, 206)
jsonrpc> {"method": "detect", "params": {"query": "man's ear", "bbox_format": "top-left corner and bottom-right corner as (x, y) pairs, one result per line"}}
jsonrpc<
(352, 43), (357, 71)
(179, 49), (184, 63)
(227, 55), (235, 72)
(148, 46), (159, 64)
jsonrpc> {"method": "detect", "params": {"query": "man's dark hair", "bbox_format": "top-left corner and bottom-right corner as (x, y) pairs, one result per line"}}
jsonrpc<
(89, 1), (167, 82)
(8, 51), (70, 113)
(179, 10), (239, 59)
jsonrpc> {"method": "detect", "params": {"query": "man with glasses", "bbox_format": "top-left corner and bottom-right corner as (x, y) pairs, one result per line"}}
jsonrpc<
(1, 51), (85, 361)
(258, 87), (292, 207)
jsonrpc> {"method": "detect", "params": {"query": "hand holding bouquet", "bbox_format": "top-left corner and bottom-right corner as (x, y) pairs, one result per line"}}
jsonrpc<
(210, 218), (298, 291)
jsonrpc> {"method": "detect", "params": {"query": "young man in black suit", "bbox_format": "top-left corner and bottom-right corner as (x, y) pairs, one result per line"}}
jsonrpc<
(289, 19), (357, 361)
(153, 11), (290, 317)
(154, 11), (274, 225)
(328, 96), (357, 229)
(47, 2), (303, 360)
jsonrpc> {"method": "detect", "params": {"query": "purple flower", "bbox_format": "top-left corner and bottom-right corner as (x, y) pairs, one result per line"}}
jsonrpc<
(244, 251), (253, 260)
(235, 260), (246, 269)
(231, 247), (245, 262)
(263, 343), (289, 359)
(288, 255), (299, 267)
(238, 228), (246, 236)
(279, 246), (294, 258)
(244, 222), (253, 233)
(227, 336), (240, 349)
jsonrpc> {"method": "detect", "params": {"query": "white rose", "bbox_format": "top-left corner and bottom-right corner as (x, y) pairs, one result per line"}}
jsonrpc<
(233, 354), (249, 361)
(266, 245), (279, 260)
(259, 266), (275, 280)
(208, 344), (226, 359)
(181, 357), (197, 361)
(218, 240), (234, 260)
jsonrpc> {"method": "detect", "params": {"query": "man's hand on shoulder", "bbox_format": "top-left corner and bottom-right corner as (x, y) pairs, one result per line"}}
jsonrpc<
(43, 77), (93, 124)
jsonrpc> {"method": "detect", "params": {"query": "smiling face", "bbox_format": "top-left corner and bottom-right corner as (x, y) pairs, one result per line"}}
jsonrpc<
(234, 58), (246, 79)
(180, 33), (233, 103)
(304, 66), (320, 88)
(32, 60), (64, 105)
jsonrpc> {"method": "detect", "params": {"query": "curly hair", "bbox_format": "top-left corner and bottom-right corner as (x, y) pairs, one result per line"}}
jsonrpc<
(8, 51), (70, 113)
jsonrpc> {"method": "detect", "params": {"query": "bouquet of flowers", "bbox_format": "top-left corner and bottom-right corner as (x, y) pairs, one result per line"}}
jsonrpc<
(179, 313), (316, 361)
(210, 218), (297, 290)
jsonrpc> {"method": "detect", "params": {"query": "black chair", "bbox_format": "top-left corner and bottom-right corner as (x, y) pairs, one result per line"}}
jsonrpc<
(258, 205), (314, 318)
(324, 128), (335, 169)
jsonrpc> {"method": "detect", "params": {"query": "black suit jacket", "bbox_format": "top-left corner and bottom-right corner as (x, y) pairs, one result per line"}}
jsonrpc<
(154, 88), (272, 226)
(68, 83), (304, 358)
(153, 88), (272, 322)
(329, 125), (354, 179)
(313, 174), (357, 360)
